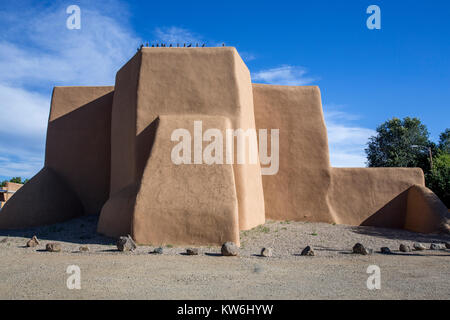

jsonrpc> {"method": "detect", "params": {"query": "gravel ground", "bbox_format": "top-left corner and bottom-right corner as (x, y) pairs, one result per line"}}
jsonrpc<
(0, 215), (449, 299)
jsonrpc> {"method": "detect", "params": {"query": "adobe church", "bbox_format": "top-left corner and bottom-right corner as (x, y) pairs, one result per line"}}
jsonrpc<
(0, 47), (448, 245)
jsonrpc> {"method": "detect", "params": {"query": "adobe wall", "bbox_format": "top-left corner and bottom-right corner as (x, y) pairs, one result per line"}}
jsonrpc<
(47, 86), (114, 214)
(100, 47), (265, 243)
(252, 84), (334, 222)
(328, 168), (425, 228)
(132, 115), (240, 246)
(1, 47), (447, 237)
(0, 86), (113, 229)
(0, 167), (83, 228)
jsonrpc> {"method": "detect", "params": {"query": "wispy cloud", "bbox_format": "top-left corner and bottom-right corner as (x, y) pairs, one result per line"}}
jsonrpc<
(324, 104), (375, 167)
(252, 65), (316, 86)
(153, 26), (203, 45)
(0, 1), (140, 179)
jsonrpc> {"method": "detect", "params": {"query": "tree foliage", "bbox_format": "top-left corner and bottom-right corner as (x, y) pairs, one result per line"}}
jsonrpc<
(439, 128), (450, 154)
(425, 153), (450, 207)
(365, 117), (432, 169)
(366, 117), (449, 207)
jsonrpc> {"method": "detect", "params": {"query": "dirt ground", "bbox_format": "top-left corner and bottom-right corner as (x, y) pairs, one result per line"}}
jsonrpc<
(0, 216), (449, 299)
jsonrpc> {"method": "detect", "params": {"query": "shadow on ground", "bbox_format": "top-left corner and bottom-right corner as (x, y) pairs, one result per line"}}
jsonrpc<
(0, 215), (115, 245)
(349, 225), (450, 244)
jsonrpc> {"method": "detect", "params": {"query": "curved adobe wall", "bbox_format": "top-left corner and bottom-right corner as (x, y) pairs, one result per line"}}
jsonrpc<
(0, 168), (83, 229)
(405, 184), (449, 233)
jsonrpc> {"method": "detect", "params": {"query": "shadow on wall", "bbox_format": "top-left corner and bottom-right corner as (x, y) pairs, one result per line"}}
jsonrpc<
(361, 190), (409, 229)
(97, 117), (160, 237)
(45, 91), (113, 215)
(0, 90), (114, 230)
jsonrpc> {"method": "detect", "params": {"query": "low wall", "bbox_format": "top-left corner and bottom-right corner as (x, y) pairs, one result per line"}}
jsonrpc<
(328, 167), (425, 229)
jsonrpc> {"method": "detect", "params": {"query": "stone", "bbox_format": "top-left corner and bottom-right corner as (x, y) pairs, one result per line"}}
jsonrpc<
(26, 236), (39, 247)
(380, 247), (391, 254)
(46, 243), (61, 252)
(0, 238), (8, 243)
(352, 243), (372, 255)
(186, 248), (198, 255)
(300, 246), (315, 256)
(153, 247), (164, 254)
(399, 244), (412, 252)
(430, 243), (445, 250)
(260, 247), (273, 257)
(116, 235), (136, 252)
(79, 246), (90, 252)
(413, 243), (426, 251)
(221, 242), (239, 256)
(445, 242), (450, 249)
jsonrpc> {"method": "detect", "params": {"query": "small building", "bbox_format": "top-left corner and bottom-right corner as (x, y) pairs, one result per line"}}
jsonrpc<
(0, 182), (23, 208)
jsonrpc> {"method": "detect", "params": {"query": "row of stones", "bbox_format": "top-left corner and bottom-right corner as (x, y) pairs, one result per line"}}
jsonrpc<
(18, 235), (450, 256)
(352, 242), (450, 255)
(117, 235), (316, 257)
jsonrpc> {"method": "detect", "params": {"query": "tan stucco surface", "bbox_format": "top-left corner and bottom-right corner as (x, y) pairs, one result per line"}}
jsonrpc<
(253, 84), (333, 222)
(101, 48), (265, 244)
(252, 84), (447, 234)
(405, 184), (450, 233)
(132, 115), (240, 246)
(329, 168), (425, 228)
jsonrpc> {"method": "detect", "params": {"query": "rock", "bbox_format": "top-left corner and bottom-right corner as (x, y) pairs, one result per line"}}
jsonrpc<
(260, 247), (273, 257)
(46, 243), (61, 252)
(79, 246), (89, 252)
(26, 236), (39, 247)
(445, 242), (450, 249)
(300, 246), (315, 256)
(116, 235), (136, 252)
(352, 243), (372, 255)
(413, 243), (426, 251)
(153, 247), (164, 254)
(430, 243), (445, 250)
(380, 247), (391, 254)
(0, 238), (8, 243)
(221, 242), (239, 256)
(399, 244), (412, 252)
(186, 248), (198, 255)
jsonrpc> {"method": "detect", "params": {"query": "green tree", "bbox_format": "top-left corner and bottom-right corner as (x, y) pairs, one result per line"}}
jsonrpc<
(1, 177), (28, 188)
(9, 177), (23, 184)
(366, 119), (449, 207)
(438, 128), (450, 154)
(425, 153), (450, 207)
(365, 117), (432, 170)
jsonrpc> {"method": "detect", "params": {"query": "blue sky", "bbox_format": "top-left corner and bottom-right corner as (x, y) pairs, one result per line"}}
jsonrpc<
(0, 0), (449, 180)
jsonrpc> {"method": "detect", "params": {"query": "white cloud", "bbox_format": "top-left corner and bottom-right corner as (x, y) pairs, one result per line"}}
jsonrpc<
(252, 65), (316, 86)
(324, 104), (376, 167)
(153, 27), (203, 45)
(0, 85), (49, 136)
(0, 1), (140, 179)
